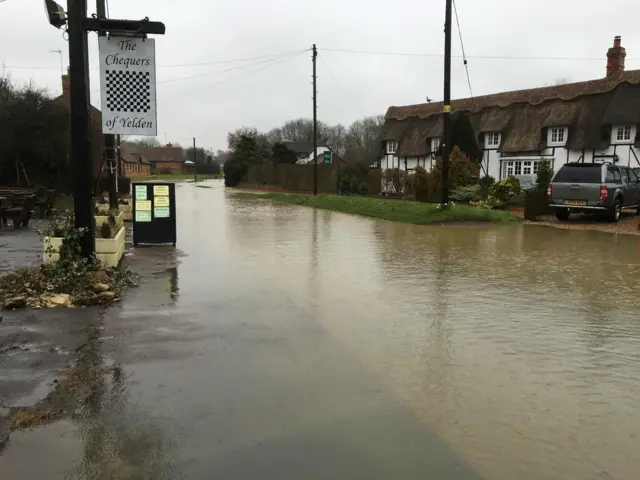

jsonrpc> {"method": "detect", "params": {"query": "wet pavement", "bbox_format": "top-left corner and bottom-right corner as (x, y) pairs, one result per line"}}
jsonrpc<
(2, 180), (640, 479)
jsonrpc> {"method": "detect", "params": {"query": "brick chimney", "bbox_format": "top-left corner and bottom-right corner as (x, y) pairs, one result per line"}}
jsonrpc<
(606, 36), (626, 77)
(166, 143), (173, 148)
(61, 68), (70, 106)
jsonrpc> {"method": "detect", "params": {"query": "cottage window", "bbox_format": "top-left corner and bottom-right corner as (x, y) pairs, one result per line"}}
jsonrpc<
(548, 127), (568, 146)
(387, 141), (398, 154)
(502, 159), (544, 180)
(431, 138), (441, 153)
(485, 132), (501, 148)
(616, 125), (632, 142)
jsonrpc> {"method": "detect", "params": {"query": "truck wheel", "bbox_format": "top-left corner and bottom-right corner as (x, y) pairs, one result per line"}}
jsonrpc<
(554, 208), (570, 221)
(609, 199), (622, 223)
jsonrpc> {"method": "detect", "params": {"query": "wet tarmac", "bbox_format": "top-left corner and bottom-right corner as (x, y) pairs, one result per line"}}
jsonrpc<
(2, 180), (640, 479)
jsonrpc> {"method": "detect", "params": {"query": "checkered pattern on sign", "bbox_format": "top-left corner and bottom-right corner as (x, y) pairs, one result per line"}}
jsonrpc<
(105, 70), (151, 113)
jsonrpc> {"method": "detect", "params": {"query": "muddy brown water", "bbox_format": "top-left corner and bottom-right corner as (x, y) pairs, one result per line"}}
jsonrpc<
(2, 181), (640, 479)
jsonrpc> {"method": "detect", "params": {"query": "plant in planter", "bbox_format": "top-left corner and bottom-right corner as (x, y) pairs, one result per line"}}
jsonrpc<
(100, 221), (112, 239)
(43, 210), (126, 268)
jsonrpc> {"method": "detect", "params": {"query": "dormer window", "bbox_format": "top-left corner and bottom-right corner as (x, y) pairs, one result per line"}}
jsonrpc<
(430, 138), (441, 153)
(548, 127), (568, 147)
(387, 140), (398, 154)
(485, 132), (501, 148)
(615, 125), (633, 142)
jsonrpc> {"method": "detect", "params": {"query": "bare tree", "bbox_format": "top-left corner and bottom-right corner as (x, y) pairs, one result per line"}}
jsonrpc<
(344, 114), (385, 166)
(121, 136), (162, 147)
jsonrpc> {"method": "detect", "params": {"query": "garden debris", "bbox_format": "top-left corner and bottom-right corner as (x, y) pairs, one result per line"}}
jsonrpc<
(3, 297), (27, 310)
(93, 283), (111, 293)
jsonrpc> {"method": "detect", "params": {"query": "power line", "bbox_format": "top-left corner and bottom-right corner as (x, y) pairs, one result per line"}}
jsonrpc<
(156, 50), (308, 69)
(157, 50), (309, 85)
(2, 49), (309, 71)
(321, 47), (639, 62)
(163, 50), (307, 103)
(317, 53), (369, 117)
(453, 0), (473, 98)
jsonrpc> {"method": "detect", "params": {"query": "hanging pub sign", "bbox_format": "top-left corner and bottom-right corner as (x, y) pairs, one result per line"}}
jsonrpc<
(132, 183), (176, 246)
(99, 36), (157, 136)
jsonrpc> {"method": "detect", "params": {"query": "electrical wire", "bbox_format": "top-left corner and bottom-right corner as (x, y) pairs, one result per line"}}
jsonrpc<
(453, 0), (473, 98)
(157, 50), (309, 85)
(2, 49), (309, 71)
(163, 50), (307, 103)
(317, 53), (369, 117)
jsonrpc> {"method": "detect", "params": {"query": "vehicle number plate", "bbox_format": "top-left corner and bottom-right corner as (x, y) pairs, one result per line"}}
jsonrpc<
(565, 200), (586, 206)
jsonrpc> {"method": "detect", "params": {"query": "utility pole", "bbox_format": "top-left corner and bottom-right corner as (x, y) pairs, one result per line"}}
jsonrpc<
(68, 0), (95, 258)
(312, 44), (318, 196)
(193, 137), (197, 183)
(97, 0), (118, 209)
(441, 0), (453, 207)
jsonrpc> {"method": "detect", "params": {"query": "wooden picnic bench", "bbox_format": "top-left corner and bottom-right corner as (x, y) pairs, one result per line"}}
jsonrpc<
(0, 186), (57, 218)
(0, 192), (36, 229)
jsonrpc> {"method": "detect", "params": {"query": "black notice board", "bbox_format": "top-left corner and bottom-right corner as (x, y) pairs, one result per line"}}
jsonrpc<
(132, 182), (177, 246)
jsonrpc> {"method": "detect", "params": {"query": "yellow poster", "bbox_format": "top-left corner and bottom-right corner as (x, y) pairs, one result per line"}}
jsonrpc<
(155, 196), (170, 207)
(136, 200), (152, 211)
(154, 185), (169, 196)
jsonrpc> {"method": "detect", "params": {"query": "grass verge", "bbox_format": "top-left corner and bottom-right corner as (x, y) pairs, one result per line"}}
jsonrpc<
(256, 193), (520, 225)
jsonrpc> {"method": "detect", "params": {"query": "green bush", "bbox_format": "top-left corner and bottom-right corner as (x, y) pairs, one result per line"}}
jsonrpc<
(427, 147), (480, 202)
(536, 159), (554, 191)
(478, 175), (495, 200)
(474, 176), (522, 209)
(223, 158), (247, 187)
(413, 166), (429, 202)
(338, 166), (368, 195)
(451, 184), (482, 203)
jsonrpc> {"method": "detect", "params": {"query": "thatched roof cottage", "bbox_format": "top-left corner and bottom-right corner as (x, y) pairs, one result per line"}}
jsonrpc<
(380, 37), (640, 184)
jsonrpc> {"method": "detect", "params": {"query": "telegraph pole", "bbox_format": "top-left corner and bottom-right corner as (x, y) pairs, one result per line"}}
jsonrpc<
(312, 44), (318, 196)
(97, 0), (118, 209)
(442, 0), (453, 206)
(193, 137), (197, 183)
(68, 0), (95, 258)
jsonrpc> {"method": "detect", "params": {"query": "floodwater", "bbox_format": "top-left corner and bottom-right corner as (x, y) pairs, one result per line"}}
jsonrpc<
(3, 180), (640, 479)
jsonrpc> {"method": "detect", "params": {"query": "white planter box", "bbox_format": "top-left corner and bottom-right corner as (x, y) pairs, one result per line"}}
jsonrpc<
(44, 225), (126, 267)
(95, 211), (124, 230)
(96, 204), (132, 221)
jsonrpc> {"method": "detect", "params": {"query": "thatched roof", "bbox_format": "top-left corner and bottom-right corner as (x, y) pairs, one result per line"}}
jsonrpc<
(384, 70), (640, 156)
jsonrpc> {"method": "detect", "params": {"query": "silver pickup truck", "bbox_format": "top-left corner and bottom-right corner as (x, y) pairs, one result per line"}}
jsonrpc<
(548, 163), (640, 222)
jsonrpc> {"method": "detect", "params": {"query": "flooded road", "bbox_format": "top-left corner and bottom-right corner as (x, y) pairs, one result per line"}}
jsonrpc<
(3, 180), (640, 479)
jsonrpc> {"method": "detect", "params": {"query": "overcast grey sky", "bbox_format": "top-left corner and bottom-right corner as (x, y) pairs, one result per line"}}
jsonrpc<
(1, 0), (639, 150)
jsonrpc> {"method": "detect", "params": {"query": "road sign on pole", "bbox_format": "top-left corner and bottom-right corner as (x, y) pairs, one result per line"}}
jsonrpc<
(99, 36), (157, 136)
(323, 151), (331, 165)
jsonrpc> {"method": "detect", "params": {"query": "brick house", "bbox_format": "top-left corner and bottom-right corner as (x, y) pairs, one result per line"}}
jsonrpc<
(121, 144), (185, 174)
(56, 71), (105, 179)
(121, 149), (151, 177)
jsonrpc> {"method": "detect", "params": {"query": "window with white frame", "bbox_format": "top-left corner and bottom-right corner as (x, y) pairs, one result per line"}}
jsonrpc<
(485, 132), (501, 148)
(431, 138), (441, 153)
(616, 125), (632, 142)
(501, 159), (545, 180)
(547, 127), (568, 146)
(387, 140), (398, 154)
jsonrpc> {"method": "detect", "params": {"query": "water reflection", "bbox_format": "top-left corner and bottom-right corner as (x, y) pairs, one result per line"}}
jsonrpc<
(73, 364), (180, 479)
